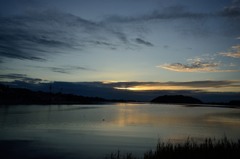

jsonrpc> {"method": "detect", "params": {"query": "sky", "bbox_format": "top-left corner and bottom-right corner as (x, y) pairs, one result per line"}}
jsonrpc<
(0, 0), (240, 102)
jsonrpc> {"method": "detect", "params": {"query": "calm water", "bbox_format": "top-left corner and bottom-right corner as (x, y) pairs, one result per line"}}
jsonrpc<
(0, 103), (240, 159)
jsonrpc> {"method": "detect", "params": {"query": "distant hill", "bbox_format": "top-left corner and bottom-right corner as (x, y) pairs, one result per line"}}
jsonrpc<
(0, 84), (107, 105)
(151, 95), (202, 104)
(229, 100), (240, 107)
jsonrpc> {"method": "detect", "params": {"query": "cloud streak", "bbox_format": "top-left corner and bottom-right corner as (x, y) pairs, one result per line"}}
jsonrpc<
(32, 65), (97, 74)
(158, 57), (239, 72)
(160, 63), (217, 72)
(102, 80), (240, 92)
(102, 80), (239, 88)
(0, 73), (45, 84)
(105, 3), (240, 24)
(105, 5), (208, 23)
(135, 38), (153, 46)
(0, 10), (134, 62)
(48, 66), (96, 74)
(220, 45), (240, 58)
(104, 3), (240, 37)
(0, 11), (85, 61)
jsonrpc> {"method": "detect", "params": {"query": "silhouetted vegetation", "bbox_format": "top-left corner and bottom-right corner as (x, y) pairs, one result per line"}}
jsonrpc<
(0, 84), (138, 105)
(151, 95), (202, 104)
(0, 84), (106, 105)
(106, 137), (240, 159)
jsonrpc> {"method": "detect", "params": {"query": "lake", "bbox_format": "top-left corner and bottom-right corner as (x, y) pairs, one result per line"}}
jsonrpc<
(0, 103), (240, 159)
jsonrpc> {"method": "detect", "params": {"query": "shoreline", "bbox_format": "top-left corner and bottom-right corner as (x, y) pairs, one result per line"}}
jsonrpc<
(0, 100), (240, 109)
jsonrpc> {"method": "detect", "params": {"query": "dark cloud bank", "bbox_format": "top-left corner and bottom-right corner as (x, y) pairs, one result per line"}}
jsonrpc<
(0, 74), (239, 103)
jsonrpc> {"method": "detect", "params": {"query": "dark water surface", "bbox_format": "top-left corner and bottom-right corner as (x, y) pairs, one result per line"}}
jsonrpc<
(0, 103), (240, 159)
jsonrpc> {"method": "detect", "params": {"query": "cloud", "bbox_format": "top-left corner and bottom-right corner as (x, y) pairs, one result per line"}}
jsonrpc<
(104, 3), (240, 37)
(0, 10), (133, 62)
(160, 63), (239, 72)
(0, 11), (88, 61)
(106, 3), (240, 24)
(0, 4), (239, 63)
(148, 6), (207, 20)
(159, 60), (218, 72)
(135, 38), (153, 46)
(36, 65), (96, 74)
(49, 67), (70, 74)
(220, 45), (240, 58)
(159, 45), (240, 73)
(101, 80), (240, 91)
(220, 0), (240, 17)
(50, 66), (96, 74)
(0, 73), (45, 84)
(101, 80), (240, 93)
(109, 30), (129, 44)
(105, 5), (208, 23)
(158, 57), (240, 72)
(92, 41), (115, 47)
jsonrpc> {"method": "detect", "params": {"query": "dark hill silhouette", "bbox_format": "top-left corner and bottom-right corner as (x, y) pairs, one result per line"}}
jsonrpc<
(229, 100), (240, 107)
(0, 84), (106, 105)
(151, 95), (202, 104)
(1, 84), (238, 106)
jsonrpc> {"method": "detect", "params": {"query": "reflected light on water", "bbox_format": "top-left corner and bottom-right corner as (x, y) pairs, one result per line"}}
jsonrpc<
(111, 104), (195, 128)
(204, 115), (240, 126)
(1, 104), (240, 159)
(112, 110), (189, 127)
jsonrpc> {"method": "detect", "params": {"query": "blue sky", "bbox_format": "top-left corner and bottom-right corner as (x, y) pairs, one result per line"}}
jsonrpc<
(0, 0), (240, 100)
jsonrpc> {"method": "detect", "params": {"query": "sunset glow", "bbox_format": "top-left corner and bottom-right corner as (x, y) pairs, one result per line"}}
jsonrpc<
(114, 85), (240, 92)
(0, 0), (239, 101)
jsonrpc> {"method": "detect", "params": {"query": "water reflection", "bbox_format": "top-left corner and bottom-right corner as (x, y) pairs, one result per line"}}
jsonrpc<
(203, 112), (240, 126)
(113, 108), (189, 127)
(113, 104), (239, 127)
(109, 104), (240, 140)
(0, 104), (240, 159)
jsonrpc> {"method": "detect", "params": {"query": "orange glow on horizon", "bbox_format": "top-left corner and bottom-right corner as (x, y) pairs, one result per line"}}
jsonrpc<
(114, 85), (204, 91)
(114, 85), (240, 92)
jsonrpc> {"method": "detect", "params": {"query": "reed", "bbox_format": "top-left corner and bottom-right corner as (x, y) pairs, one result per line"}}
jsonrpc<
(106, 137), (240, 159)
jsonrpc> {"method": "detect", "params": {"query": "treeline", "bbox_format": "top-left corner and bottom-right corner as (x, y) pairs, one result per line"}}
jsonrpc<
(0, 84), (106, 105)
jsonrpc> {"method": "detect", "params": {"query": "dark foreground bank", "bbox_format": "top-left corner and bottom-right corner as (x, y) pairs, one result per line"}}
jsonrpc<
(0, 137), (239, 159)
(106, 137), (240, 159)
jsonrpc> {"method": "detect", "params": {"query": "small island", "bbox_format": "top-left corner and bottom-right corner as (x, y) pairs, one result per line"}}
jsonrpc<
(151, 95), (202, 104)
